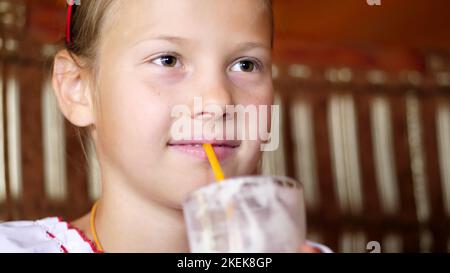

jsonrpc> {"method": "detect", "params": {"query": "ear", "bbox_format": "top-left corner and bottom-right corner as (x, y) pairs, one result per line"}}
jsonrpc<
(52, 50), (95, 127)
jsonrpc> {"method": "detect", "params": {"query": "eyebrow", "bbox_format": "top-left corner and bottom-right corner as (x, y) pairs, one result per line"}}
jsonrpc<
(234, 41), (271, 52)
(133, 35), (191, 46)
(133, 35), (270, 51)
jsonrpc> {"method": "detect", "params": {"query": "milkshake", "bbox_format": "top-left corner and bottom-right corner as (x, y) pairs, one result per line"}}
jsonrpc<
(182, 176), (306, 253)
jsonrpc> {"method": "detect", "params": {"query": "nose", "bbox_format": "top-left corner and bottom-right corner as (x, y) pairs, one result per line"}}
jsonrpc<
(191, 76), (234, 121)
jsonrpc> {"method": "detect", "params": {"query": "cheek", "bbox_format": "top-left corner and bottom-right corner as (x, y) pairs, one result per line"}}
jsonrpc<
(95, 77), (173, 157)
(231, 85), (273, 175)
(234, 74), (274, 105)
(236, 83), (274, 128)
(233, 140), (262, 177)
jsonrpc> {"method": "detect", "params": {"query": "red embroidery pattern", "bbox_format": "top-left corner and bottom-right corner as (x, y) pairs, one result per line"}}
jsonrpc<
(57, 217), (103, 253)
(46, 230), (68, 253)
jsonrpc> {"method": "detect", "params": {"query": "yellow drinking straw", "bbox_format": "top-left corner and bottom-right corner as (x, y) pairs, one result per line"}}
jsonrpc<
(203, 143), (238, 249)
(203, 143), (225, 182)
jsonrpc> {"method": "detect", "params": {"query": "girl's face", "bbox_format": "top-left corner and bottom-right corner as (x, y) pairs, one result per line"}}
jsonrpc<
(93, 0), (273, 208)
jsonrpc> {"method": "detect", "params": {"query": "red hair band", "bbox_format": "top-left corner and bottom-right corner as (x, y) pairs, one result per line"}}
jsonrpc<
(66, 2), (74, 44)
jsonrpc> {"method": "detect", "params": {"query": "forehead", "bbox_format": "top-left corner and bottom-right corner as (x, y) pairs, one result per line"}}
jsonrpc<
(103, 0), (272, 50)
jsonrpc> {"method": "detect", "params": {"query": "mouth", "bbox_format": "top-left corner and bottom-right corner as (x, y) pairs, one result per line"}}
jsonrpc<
(167, 140), (241, 161)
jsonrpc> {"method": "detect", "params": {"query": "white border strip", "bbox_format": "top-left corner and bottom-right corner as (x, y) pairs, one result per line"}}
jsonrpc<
(291, 100), (320, 210)
(42, 78), (67, 201)
(87, 136), (101, 201)
(0, 64), (5, 203)
(329, 95), (364, 215)
(339, 230), (366, 253)
(6, 69), (22, 201)
(437, 103), (450, 216)
(329, 96), (348, 212)
(406, 94), (431, 223)
(371, 96), (400, 215)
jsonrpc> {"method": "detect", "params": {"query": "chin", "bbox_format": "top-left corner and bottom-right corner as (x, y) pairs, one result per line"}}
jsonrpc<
(164, 176), (212, 207)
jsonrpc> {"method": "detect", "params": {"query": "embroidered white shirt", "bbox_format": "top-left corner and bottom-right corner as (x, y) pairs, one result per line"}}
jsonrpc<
(0, 217), (332, 253)
(0, 217), (100, 253)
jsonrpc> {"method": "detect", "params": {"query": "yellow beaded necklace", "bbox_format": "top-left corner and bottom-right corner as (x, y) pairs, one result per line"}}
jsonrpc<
(89, 201), (104, 252)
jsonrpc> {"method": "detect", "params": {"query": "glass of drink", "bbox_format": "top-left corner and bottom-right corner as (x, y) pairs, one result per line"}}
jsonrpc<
(182, 176), (306, 252)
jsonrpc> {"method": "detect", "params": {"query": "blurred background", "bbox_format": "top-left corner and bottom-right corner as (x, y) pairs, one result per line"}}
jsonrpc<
(0, 0), (449, 252)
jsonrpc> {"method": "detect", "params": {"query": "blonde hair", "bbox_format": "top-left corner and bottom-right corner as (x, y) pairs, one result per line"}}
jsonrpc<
(65, 0), (116, 69)
(64, 0), (273, 63)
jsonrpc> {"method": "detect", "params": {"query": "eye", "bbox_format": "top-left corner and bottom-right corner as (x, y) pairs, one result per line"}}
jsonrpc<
(230, 59), (260, 73)
(151, 55), (181, 68)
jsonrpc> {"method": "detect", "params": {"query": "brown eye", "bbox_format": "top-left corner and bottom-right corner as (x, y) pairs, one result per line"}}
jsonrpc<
(152, 55), (180, 68)
(240, 61), (254, 72)
(230, 59), (259, 72)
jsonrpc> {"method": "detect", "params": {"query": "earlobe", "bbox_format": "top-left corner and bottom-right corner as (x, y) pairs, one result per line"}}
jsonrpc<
(52, 50), (95, 127)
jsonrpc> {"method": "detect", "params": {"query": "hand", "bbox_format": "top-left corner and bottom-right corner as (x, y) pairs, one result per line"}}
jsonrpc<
(298, 243), (322, 253)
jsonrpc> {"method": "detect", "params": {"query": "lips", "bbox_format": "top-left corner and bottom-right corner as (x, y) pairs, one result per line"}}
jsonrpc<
(167, 140), (240, 161)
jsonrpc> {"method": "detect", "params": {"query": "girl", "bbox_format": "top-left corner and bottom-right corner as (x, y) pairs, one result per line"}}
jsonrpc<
(0, 0), (330, 253)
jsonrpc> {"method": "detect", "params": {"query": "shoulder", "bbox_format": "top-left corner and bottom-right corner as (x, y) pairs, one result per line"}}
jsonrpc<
(0, 217), (98, 253)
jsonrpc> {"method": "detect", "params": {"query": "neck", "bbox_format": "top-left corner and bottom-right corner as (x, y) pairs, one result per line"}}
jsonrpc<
(93, 176), (190, 253)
